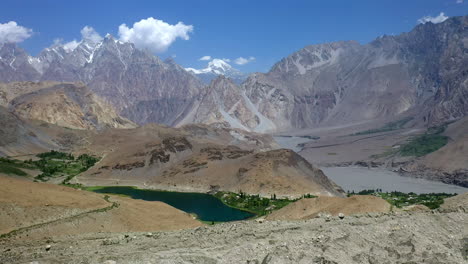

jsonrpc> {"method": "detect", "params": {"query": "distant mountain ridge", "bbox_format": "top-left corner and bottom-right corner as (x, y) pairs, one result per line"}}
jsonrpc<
(0, 35), (205, 127)
(0, 16), (467, 132)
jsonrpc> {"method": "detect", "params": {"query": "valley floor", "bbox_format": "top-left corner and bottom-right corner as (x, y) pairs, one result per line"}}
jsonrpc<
(274, 117), (468, 188)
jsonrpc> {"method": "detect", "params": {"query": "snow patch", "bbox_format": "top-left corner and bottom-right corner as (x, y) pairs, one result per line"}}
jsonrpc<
(9, 55), (16, 70)
(86, 41), (102, 63)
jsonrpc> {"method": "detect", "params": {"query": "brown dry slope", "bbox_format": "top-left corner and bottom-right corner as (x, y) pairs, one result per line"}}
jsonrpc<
(0, 176), (201, 240)
(0, 81), (136, 130)
(74, 125), (344, 197)
(266, 195), (391, 220)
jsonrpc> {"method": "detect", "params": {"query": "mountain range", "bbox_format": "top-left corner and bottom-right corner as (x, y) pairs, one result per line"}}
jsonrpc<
(0, 16), (466, 133)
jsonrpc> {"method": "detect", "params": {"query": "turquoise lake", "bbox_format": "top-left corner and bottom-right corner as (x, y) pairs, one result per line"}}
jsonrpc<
(89, 186), (255, 222)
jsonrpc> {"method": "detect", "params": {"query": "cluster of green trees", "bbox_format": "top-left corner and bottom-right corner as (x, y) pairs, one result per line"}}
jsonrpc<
(215, 191), (297, 216)
(352, 117), (414, 136)
(348, 189), (456, 209)
(347, 189), (383, 195)
(36, 150), (74, 160)
(0, 157), (33, 176)
(23, 151), (100, 182)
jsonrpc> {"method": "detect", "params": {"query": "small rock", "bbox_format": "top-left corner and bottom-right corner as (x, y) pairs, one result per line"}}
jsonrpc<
(103, 261), (117, 264)
(256, 218), (265, 223)
(146, 232), (153, 237)
(45, 245), (51, 251)
(338, 213), (345, 219)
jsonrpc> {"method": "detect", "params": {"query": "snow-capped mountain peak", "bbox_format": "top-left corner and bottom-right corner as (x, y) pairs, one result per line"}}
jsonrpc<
(208, 59), (232, 74)
(186, 58), (247, 84)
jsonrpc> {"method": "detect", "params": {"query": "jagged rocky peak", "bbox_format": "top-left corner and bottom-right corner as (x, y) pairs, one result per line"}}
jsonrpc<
(0, 43), (41, 82)
(0, 31), (204, 127)
(240, 16), (468, 130)
(269, 40), (360, 75)
(180, 75), (277, 133)
(164, 57), (187, 71)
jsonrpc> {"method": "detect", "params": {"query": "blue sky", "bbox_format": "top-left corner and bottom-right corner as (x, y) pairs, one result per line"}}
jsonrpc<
(1, 0), (467, 73)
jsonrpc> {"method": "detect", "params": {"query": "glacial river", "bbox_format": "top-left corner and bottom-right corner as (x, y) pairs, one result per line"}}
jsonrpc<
(321, 167), (468, 194)
(274, 136), (468, 194)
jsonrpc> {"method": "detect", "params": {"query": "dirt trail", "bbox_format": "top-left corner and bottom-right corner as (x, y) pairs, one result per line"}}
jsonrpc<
(0, 176), (201, 240)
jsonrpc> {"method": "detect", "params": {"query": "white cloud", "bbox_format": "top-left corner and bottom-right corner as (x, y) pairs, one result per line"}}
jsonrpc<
(417, 12), (449, 24)
(234, 56), (255, 65)
(0, 21), (32, 44)
(199, 55), (211, 61)
(456, 0), (463, 4)
(118, 17), (193, 53)
(80, 26), (102, 43)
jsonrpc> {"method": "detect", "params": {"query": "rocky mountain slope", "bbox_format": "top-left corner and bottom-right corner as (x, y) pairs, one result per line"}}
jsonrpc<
(178, 76), (276, 132)
(0, 82), (136, 130)
(0, 106), (60, 156)
(0, 35), (205, 126)
(235, 16), (468, 131)
(180, 16), (468, 132)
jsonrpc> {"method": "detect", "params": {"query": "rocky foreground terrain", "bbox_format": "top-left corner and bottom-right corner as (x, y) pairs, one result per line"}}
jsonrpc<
(1, 199), (466, 264)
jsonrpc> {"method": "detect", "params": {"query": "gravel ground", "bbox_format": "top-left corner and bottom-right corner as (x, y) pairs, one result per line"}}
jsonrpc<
(1, 211), (466, 264)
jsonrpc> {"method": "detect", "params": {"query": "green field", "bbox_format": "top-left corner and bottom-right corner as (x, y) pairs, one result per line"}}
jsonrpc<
(351, 117), (414, 136)
(349, 189), (456, 209)
(399, 123), (449, 157)
(399, 133), (448, 157)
